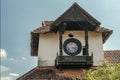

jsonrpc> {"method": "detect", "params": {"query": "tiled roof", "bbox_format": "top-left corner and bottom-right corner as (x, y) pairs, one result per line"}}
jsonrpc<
(104, 50), (120, 67)
(32, 21), (113, 44)
(32, 21), (53, 33)
(17, 66), (87, 80)
(42, 21), (53, 26)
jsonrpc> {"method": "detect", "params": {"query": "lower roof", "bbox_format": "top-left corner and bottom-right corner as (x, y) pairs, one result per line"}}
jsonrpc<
(17, 50), (120, 80)
(104, 50), (120, 67)
(17, 66), (87, 80)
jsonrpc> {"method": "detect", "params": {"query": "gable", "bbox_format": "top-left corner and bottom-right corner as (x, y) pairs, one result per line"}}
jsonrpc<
(51, 2), (101, 31)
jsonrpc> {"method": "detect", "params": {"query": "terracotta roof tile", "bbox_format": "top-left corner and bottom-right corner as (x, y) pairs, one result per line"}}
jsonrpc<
(96, 27), (112, 32)
(104, 50), (120, 67)
(42, 21), (53, 26)
(32, 21), (53, 34)
(17, 66), (87, 80)
(32, 26), (51, 33)
(96, 27), (113, 43)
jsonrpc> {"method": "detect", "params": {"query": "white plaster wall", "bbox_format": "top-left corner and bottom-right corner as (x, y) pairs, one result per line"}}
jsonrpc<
(38, 31), (104, 66)
(88, 31), (104, 66)
(38, 32), (59, 66)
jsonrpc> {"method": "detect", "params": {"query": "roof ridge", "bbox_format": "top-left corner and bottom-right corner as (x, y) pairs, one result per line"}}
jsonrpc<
(17, 66), (39, 80)
(104, 50), (120, 51)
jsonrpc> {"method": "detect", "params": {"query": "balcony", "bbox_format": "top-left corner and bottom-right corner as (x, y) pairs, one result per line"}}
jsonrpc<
(55, 54), (93, 67)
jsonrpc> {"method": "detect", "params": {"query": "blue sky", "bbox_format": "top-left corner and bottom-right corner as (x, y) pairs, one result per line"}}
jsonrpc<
(1, 0), (120, 80)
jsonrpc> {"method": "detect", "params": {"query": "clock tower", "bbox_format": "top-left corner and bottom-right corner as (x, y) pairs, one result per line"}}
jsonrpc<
(31, 3), (113, 68)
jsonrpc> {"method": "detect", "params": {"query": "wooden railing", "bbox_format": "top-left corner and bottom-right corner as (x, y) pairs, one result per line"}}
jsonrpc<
(55, 54), (93, 67)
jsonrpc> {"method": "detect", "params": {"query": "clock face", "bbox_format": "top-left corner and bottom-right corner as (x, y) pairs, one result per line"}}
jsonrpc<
(63, 38), (82, 56)
(66, 42), (78, 53)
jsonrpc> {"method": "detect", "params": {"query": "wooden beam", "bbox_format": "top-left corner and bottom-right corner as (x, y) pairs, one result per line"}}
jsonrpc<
(84, 28), (89, 55)
(59, 30), (63, 71)
(59, 22), (67, 56)
(59, 30), (63, 56)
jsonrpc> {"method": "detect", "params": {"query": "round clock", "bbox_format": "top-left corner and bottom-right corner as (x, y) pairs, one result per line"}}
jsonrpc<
(63, 38), (82, 56)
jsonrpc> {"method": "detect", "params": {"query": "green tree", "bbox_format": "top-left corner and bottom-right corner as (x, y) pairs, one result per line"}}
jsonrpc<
(87, 63), (120, 80)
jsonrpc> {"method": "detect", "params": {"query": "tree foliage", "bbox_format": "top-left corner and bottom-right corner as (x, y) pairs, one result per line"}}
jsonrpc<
(87, 63), (120, 80)
(72, 63), (120, 80)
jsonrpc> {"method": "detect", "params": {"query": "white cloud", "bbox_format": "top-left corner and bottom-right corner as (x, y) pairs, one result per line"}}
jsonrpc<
(10, 58), (18, 62)
(1, 65), (10, 72)
(1, 72), (19, 80)
(0, 49), (7, 59)
(10, 58), (14, 61)
(1, 76), (12, 80)
(9, 73), (19, 77)
(22, 57), (27, 60)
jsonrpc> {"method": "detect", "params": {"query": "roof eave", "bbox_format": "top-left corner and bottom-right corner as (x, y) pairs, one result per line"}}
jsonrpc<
(103, 30), (113, 44)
